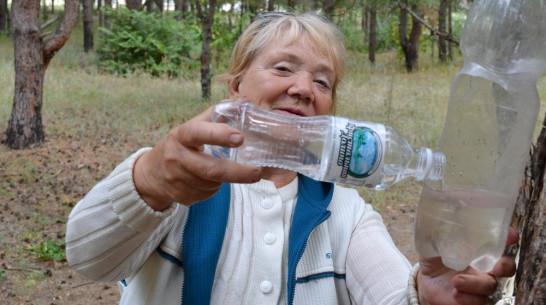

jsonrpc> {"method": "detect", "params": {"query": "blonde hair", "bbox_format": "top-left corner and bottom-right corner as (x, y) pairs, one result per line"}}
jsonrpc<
(219, 12), (346, 113)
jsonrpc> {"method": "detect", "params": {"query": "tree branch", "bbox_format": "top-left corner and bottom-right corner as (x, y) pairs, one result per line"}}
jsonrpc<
(42, 0), (79, 69)
(40, 31), (53, 39)
(41, 16), (59, 31)
(398, 1), (459, 45)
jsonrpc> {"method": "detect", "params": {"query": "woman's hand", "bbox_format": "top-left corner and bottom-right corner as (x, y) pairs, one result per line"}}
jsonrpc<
(133, 105), (262, 211)
(417, 227), (518, 305)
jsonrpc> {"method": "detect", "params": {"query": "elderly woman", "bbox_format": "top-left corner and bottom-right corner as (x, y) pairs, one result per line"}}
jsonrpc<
(66, 12), (516, 305)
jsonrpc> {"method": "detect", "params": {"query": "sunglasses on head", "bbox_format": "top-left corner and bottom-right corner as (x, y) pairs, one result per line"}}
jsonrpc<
(253, 11), (295, 22)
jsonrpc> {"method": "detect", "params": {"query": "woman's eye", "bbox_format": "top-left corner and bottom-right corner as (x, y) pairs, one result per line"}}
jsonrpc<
(273, 64), (292, 72)
(315, 79), (330, 88)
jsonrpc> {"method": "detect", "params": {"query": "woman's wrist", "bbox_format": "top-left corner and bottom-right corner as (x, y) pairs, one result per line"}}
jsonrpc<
(408, 263), (420, 305)
(133, 150), (173, 211)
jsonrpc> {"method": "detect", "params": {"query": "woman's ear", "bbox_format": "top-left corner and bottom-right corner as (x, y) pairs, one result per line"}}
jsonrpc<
(227, 77), (241, 100)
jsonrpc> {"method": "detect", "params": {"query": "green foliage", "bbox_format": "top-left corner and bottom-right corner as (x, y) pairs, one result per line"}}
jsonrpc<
(336, 8), (399, 53)
(336, 10), (366, 52)
(210, 11), (252, 72)
(212, 11), (251, 54)
(97, 7), (201, 77)
(25, 239), (66, 262)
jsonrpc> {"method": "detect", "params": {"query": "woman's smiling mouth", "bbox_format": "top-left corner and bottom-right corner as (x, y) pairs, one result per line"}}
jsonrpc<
(274, 107), (306, 117)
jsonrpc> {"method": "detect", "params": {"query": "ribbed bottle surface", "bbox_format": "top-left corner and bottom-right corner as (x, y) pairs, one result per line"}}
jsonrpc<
(210, 102), (445, 189)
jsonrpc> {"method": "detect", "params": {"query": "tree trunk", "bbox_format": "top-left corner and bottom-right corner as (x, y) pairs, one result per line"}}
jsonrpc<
(196, 0), (216, 100)
(324, 0), (335, 21)
(267, 0), (275, 12)
(154, 0), (163, 12)
(145, 0), (153, 12)
(488, 113), (546, 305)
(104, 0), (112, 29)
(510, 113), (546, 305)
(362, 3), (367, 33)
(5, 0), (79, 149)
(228, 0), (234, 32)
(447, 0), (453, 60)
(438, 0), (448, 62)
(0, 0), (8, 33)
(126, 0), (141, 10)
(83, 0), (93, 52)
(175, 0), (185, 20)
(398, 1), (422, 72)
(368, 7), (376, 64)
(98, 0), (103, 28)
(42, 0), (48, 20)
(7, 0), (45, 149)
(287, 0), (295, 10)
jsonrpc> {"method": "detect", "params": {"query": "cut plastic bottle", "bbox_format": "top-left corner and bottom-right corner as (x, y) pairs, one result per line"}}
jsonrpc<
(414, 0), (546, 272)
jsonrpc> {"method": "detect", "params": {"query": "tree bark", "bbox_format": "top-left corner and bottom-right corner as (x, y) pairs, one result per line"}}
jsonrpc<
(287, 0), (295, 10)
(98, 0), (103, 28)
(438, 0), (448, 62)
(267, 0), (275, 12)
(228, 0), (235, 32)
(195, 0), (216, 99)
(5, 0), (79, 149)
(324, 0), (335, 21)
(42, 0), (79, 68)
(488, 113), (546, 305)
(0, 0), (8, 33)
(398, 1), (423, 72)
(83, 0), (93, 52)
(104, 0), (112, 30)
(126, 0), (141, 10)
(154, 0), (163, 12)
(145, 0), (153, 12)
(368, 7), (376, 64)
(175, 0), (187, 20)
(447, 0), (453, 60)
(510, 113), (546, 305)
(42, 0), (48, 20)
(7, 0), (45, 149)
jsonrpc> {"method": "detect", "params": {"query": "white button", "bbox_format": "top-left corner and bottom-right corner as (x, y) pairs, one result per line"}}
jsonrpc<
(260, 280), (273, 294)
(263, 232), (276, 245)
(261, 198), (273, 209)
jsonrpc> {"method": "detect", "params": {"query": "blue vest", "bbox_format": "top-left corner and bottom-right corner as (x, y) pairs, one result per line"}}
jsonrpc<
(181, 175), (334, 305)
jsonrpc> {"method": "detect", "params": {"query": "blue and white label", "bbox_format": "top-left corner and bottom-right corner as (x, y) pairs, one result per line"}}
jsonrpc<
(324, 118), (385, 187)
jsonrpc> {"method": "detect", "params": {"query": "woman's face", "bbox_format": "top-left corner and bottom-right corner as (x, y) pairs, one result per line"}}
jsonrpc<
(228, 34), (335, 117)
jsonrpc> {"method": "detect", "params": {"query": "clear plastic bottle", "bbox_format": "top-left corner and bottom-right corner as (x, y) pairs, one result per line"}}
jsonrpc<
(415, 0), (546, 272)
(209, 101), (445, 190)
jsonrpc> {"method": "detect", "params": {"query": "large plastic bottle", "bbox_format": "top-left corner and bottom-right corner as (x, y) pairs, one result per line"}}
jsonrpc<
(415, 0), (546, 272)
(209, 101), (445, 189)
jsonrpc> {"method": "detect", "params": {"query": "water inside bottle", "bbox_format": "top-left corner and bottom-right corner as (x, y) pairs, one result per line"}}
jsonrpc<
(415, 185), (510, 272)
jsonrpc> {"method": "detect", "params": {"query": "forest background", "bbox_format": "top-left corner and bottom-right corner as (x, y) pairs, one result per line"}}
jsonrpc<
(0, 0), (545, 304)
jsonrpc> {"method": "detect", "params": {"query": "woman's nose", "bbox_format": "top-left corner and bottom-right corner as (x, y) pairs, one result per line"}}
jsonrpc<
(287, 73), (314, 102)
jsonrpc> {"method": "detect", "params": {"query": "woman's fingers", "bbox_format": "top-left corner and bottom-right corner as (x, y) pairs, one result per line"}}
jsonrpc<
(181, 150), (261, 184)
(452, 272), (498, 296)
(490, 256), (517, 278)
(133, 106), (262, 210)
(176, 120), (244, 149)
(506, 227), (519, 246)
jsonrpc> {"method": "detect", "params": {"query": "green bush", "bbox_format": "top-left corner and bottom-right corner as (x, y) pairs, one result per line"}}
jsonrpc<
(97, 7), (201, 77)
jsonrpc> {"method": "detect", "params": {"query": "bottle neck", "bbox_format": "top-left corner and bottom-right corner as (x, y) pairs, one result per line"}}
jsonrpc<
(417, 148), (446, 181)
